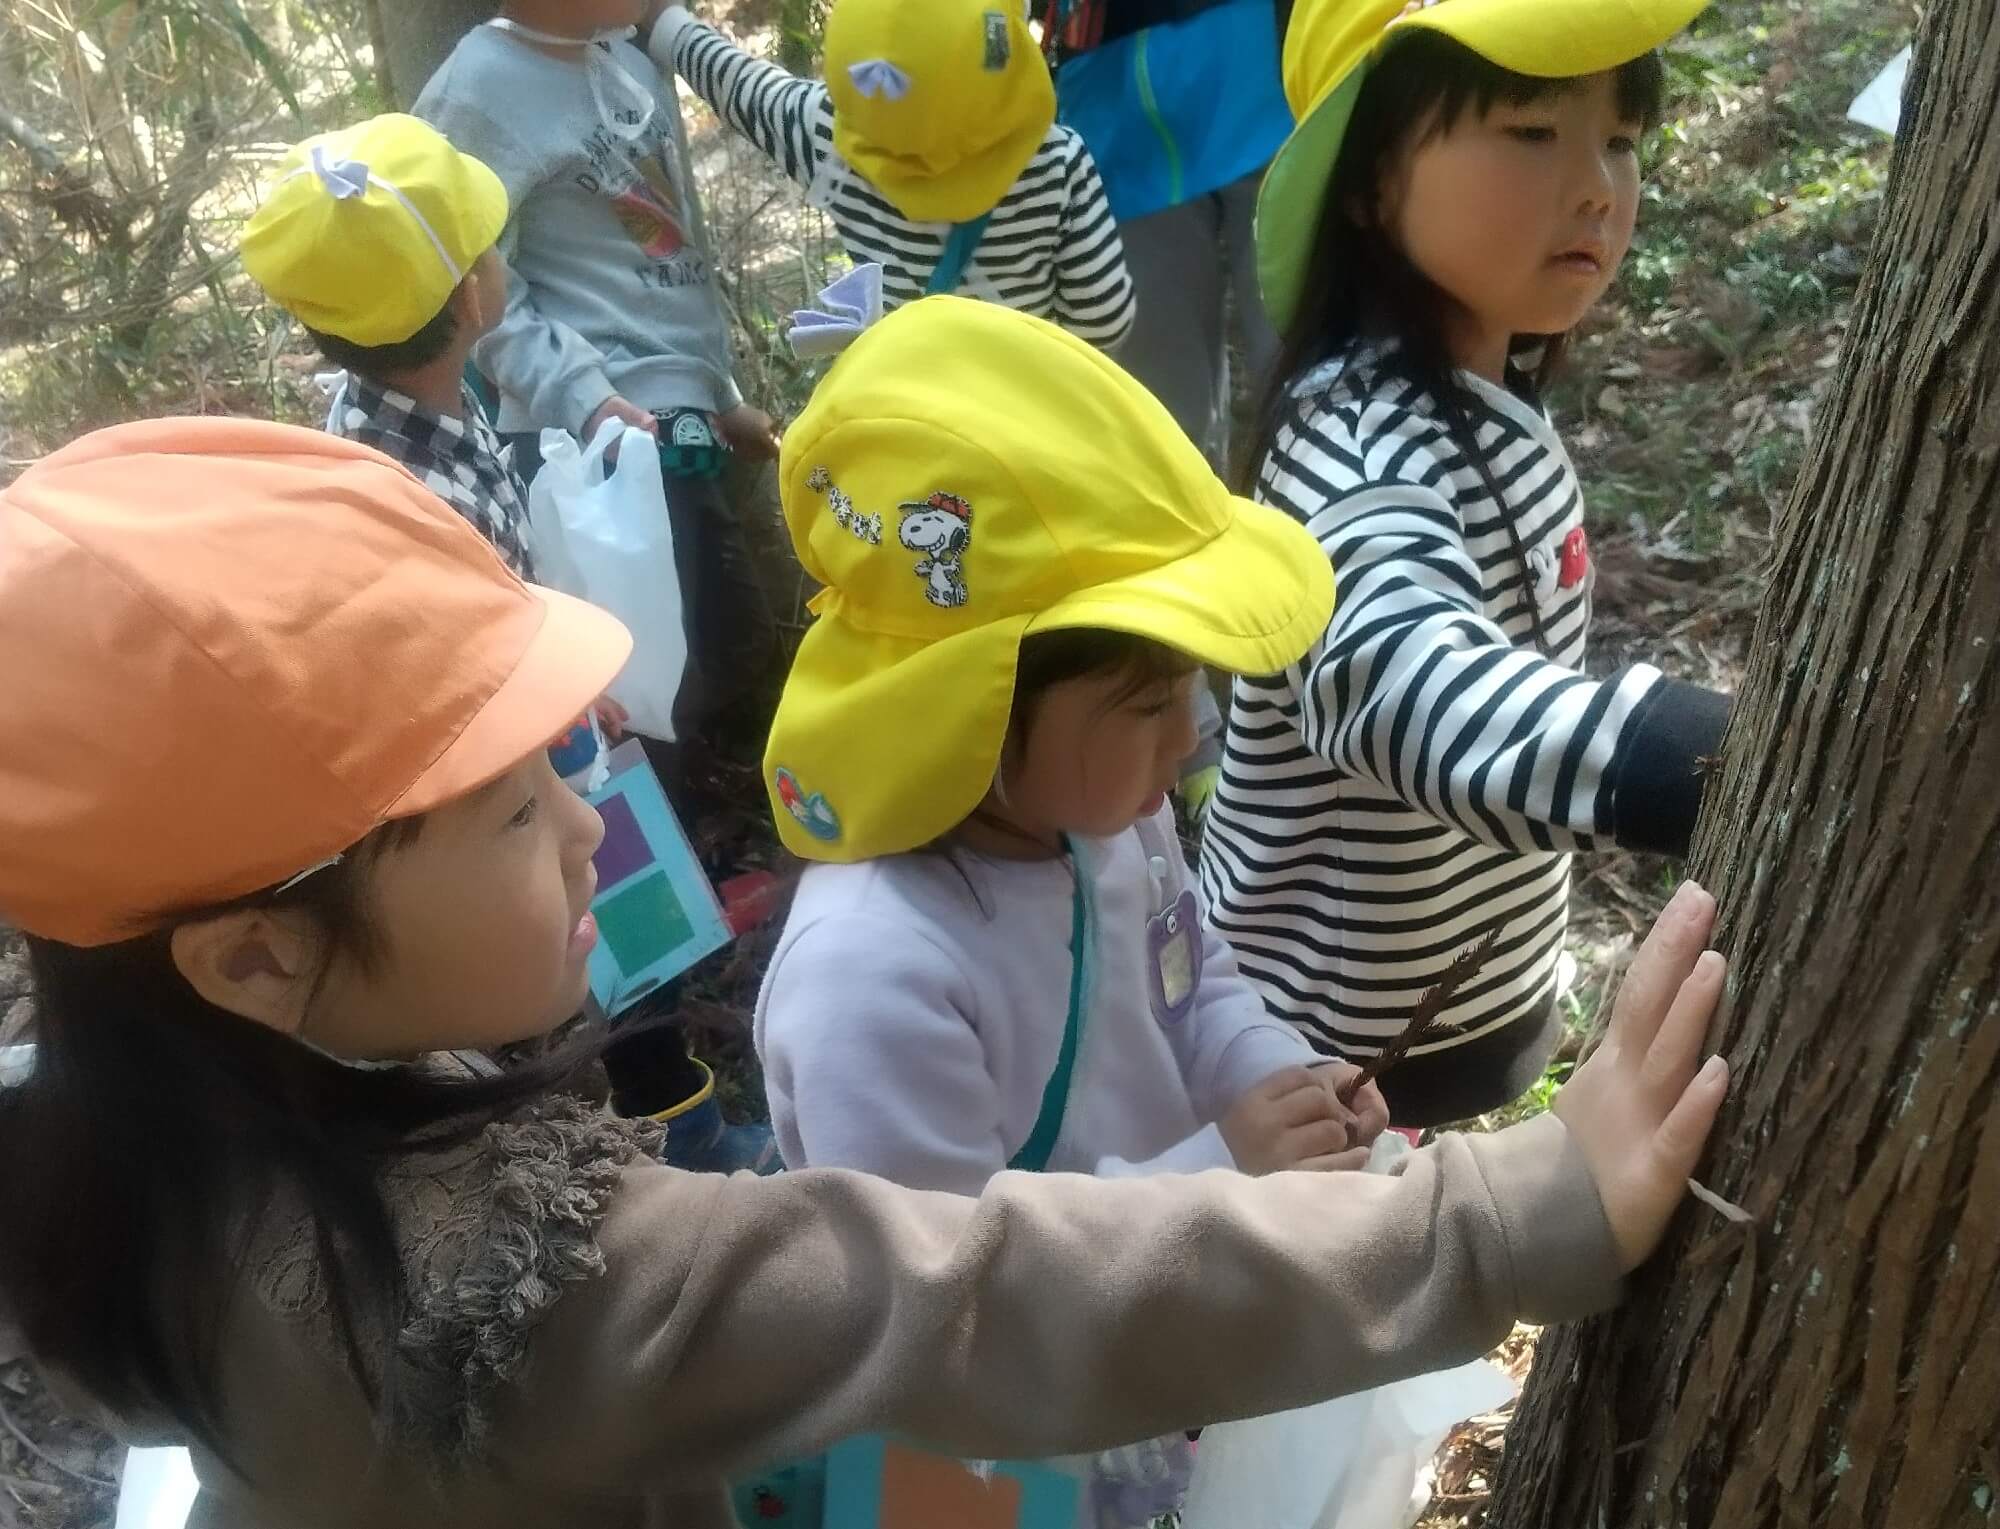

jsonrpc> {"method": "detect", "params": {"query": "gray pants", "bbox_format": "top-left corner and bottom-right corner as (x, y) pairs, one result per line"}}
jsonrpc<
(1117, 172), (1279, 757)
(1114, 171), (1281, 470)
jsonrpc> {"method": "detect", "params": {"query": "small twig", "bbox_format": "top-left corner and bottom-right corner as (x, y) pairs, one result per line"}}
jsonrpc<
(0, 1390), (117, 1490)
(1332, 929), (1501, 1103)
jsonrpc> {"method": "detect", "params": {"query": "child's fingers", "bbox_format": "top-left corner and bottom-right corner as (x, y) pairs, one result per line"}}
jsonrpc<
(1295, 1146), (1373, 1174)
(1346, 1079), (1391, 1143)
(1652, 1054), (1730, 1180)
(1272, 1081), (1340, 1128)
(1610, 883), (1716, 1052)
(1254, 1066), (1319, 1103)
(1282, 1117), (1354, 1162)
(1640, 950), (1727, 1098)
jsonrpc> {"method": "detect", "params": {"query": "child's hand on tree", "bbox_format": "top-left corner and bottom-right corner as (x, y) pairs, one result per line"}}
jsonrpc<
(716, 403), (783, 461)
(1553, 880), (1731, 1271)
(1221, 1067), (1372, 1176)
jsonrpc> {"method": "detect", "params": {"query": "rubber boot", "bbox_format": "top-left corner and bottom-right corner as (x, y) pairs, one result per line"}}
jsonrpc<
(649, 1058), (781, 1175)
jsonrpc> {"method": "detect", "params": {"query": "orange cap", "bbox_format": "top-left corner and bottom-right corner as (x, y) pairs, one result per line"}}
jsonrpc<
(0, 418), (632, 947)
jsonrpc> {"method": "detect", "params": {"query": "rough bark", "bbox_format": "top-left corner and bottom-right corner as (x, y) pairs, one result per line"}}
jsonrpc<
(1492, 4), (2000, 1525)
(376, 0), (495, 109)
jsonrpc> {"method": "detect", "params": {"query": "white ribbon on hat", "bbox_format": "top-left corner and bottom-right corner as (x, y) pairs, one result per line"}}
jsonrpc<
(486, 17), (657, 142)
(846, 58), (912, 100)
(284, 144), (465, 284)
(786, 262), (885, 359)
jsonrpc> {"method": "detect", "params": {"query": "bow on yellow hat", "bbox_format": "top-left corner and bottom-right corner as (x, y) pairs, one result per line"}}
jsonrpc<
(1255, 0), (1710, 333)
(762, 297), (1335, 862)
(824, 0), (1055, 223)
(241, 113), (510, 347)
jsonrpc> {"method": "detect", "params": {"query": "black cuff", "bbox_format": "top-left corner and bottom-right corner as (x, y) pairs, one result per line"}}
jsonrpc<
(1607, 675), (1732, 857)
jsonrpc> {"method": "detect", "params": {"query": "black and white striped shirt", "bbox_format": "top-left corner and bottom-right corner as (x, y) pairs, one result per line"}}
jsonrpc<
(656, 13), (1136, 349)
(1200, 348), (1722, 1082)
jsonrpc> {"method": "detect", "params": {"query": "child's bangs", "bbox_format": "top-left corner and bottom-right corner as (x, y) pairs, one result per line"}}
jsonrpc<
(1383, 32), (1668, 146)
(1013, 629), (1198, 720)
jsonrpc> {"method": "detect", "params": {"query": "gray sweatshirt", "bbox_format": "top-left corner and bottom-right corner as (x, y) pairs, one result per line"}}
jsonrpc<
(416, 24), (741, 434)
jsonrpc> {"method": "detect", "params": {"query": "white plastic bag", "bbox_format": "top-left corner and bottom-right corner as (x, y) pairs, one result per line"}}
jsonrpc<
(526, 420), (687, 741)
(1180, 1135), (1517, 1529)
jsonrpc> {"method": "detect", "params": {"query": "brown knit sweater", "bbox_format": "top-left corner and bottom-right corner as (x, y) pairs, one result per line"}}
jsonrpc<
(147, 1094), (1619, 1527)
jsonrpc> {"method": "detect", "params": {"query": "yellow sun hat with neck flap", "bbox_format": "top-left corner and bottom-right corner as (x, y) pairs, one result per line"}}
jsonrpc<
(762, 296), (1336, 862)
(1256, 0), (1712, 334)
(824, 0), (1055, 223)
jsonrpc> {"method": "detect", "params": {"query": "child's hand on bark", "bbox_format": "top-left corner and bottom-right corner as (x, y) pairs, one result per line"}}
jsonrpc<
(1553, 880), (1731, 1271)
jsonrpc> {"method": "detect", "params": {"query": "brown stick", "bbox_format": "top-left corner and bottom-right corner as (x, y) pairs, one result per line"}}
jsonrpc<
(1334, 928), (1501, 1104)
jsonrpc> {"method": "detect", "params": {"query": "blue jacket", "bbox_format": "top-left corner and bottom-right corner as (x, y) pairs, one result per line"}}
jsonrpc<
(1050, 0), (1292, 222)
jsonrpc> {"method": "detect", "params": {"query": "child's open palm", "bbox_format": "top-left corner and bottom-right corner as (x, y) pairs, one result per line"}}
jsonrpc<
(1553, 881), (1732, 1271)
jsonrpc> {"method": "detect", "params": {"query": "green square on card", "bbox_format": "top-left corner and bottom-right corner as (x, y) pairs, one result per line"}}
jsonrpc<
(597, 871), (694, 973)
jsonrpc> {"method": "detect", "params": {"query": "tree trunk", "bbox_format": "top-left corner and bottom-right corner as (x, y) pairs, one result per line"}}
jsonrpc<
(1492, 4), (2000, 1526)
(375, 0), (495, 109)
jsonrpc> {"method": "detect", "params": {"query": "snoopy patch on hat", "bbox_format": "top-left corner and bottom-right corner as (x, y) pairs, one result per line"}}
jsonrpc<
(773, 767), (842, 842)
(806, 465), (883, 545)
(898, 492), (973, 608)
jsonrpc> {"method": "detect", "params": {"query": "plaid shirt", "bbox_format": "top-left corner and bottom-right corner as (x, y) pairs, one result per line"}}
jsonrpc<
(328, 375), (537, 579)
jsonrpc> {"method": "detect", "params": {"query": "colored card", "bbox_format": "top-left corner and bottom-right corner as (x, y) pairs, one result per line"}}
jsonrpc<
(592, 793), (653, 889)
(583, 740), (731, 1016)
(824, 1436), (1080, 1529)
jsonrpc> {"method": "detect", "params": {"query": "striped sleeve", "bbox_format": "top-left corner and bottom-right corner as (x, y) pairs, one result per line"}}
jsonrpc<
(1049, 132), (1136, 350)
(1270, 425), (1664, 857)
(653, 9), (826, 190)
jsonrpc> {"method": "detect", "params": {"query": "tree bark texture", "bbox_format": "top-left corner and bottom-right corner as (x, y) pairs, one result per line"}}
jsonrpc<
(1492, 3), (2000, 1526)
(375, 0), (495, 109)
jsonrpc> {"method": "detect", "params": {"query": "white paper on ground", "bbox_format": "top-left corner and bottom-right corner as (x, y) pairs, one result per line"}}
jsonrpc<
(1847, 46), (1911, 135)
(116, 1448), (198, 1529)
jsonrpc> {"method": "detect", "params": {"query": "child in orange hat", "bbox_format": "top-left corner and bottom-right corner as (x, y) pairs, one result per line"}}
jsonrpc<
(0, 417), (1727, 1529)
(242, 118), (775, 1172)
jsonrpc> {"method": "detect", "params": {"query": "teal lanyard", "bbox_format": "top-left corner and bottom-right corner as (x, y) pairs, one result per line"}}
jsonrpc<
(925, 211), (995, 297)
(1008, 842), (1089, 1174)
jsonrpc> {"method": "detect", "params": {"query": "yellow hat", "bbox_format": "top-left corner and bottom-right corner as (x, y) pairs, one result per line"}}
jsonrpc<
(1256, 0), (1709, 333)
(763, 297), (1335, 862)
(825, 0), (1055, 223)
(241, 113), (510, 346)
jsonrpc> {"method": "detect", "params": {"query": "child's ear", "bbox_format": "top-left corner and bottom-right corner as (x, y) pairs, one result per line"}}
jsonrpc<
(170, 909), (323, 1035)
(457, 249), (510, 333)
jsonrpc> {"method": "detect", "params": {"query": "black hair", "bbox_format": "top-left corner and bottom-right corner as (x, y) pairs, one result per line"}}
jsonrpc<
(1007, 627), (1196, 738)
(305, 297), (462, 380)
(1246, 32), (1666, 528)
(0, 819), (609, 1463)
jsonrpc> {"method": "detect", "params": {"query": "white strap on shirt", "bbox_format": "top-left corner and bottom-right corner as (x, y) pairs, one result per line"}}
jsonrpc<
(485, 17), (656, 141)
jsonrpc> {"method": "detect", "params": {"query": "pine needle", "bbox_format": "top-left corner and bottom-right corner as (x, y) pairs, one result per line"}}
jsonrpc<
(1337, 929), (1500, 1104)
